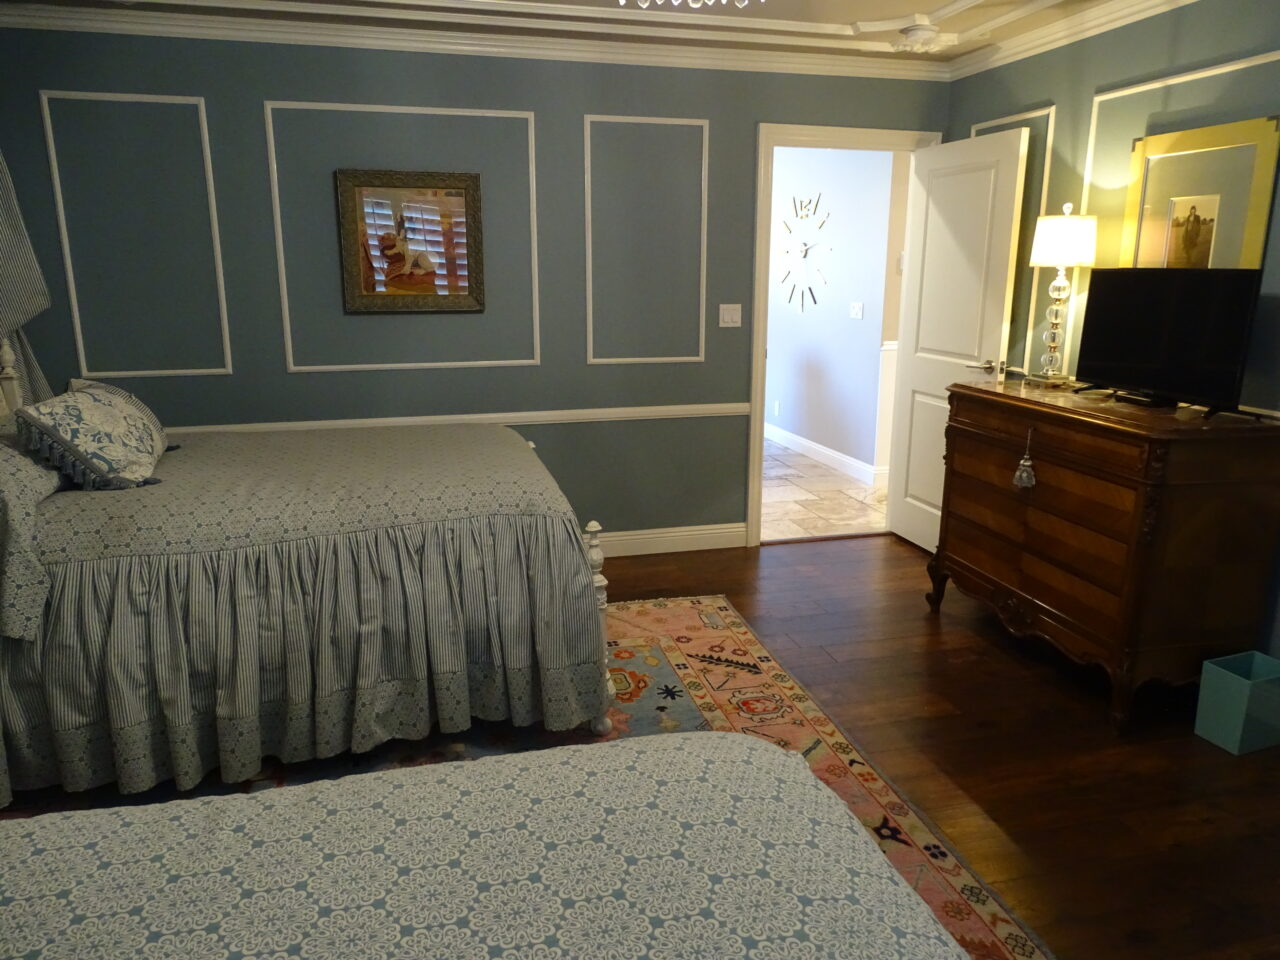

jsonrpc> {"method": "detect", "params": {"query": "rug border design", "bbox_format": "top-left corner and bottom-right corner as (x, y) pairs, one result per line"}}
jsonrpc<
(607, 594), (1056, 960)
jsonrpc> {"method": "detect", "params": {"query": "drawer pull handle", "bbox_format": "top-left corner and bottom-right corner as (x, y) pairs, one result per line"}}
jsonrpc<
(1013, 428), (1036, 490)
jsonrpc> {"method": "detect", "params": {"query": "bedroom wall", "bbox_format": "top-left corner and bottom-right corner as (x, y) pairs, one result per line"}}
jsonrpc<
(0, 27), (948, 540)
(947, 0), (1280, 413)
(947, 0), (1280, 652)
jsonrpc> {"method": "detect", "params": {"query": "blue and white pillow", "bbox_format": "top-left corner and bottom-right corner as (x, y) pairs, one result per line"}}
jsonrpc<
(15, 380), (168, 490)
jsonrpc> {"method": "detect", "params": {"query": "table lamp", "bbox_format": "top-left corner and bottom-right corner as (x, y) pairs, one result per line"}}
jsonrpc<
(1028, 202), (1097, 383)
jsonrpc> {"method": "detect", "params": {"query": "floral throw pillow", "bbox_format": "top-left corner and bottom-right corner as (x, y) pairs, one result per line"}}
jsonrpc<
(15, 381), (168, 490)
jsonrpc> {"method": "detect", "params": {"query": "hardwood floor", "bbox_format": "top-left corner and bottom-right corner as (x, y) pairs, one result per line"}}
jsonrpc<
(605, 536), (1280, 960)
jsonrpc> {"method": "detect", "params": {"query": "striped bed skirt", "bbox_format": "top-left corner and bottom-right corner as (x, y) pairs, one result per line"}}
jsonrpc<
(0, 513), (608, 807)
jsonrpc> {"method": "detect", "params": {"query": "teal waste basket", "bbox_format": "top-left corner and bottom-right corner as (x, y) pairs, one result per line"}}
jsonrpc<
(1194, 651), (1280, 755)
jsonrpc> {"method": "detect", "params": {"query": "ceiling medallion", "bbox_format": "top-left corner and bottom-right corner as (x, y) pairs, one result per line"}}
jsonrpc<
(891, 23), (957, 53)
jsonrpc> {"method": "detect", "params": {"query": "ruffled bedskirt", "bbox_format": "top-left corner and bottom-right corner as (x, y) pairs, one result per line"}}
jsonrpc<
(0, 514), (608, 806)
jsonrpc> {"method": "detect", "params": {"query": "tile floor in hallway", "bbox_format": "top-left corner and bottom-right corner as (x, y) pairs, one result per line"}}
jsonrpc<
(761, 439), (888, 541)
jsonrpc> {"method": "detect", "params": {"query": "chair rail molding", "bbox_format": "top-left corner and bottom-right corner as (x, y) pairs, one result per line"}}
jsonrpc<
(40, 90), (233, 379)
(167, 401), (751, 432)
(264, 100), (540, 373)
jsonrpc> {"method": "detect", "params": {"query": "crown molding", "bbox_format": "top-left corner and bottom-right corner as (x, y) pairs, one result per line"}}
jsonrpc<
(949, 0), (1204, 79)
(0, 4), (950, 81)
(0, 0), (1208, 82)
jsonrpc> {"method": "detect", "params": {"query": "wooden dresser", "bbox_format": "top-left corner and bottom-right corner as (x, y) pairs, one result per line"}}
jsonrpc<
(928, 381), (1280, 727)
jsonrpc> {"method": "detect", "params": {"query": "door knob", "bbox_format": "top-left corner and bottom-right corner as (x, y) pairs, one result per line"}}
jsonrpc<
(965, 359), (997, 373)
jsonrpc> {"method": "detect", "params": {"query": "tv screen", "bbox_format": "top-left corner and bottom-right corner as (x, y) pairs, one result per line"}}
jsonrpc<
(1076, 268), (1261, 410)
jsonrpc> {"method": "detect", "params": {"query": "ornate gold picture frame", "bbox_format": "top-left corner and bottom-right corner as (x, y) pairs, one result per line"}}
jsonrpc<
(1119, 117), (1279, 269)
(335, 169), (484, 313)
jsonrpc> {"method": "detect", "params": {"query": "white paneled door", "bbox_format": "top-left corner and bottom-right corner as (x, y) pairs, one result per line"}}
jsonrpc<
(888, 128), (1028, 550)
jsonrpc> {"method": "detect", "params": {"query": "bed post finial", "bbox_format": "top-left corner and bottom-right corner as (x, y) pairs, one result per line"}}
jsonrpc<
(583, 520), (613, 736)
(584, 520), (607, 610)
(0, 338), (18, 416)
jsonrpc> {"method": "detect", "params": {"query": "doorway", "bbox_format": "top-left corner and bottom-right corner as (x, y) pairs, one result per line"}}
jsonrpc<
(748, 125), (939, 546)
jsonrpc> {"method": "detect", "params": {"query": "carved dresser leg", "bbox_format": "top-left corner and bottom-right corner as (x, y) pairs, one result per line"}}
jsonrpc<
(925, 556), (949, 613)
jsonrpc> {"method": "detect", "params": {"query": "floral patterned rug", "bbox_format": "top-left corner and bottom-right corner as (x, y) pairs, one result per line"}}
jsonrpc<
(3, 595), (1049, 960)
(600, 596), (1050, 960)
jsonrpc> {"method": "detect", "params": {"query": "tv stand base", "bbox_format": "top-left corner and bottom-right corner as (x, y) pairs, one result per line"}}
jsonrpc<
(1112, 392), (1178, 409)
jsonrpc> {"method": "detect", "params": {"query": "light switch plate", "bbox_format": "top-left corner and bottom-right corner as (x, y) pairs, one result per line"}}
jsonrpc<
(849, 301), (864, 320)
(719, 304), (742, 328)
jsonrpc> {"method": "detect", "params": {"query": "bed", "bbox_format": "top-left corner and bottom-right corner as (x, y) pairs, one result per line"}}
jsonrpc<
(0, 732), (968, 959)
(0, 421), (611, 808)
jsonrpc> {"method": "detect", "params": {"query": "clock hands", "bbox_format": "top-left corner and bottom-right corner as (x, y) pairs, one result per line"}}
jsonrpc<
(780, 195), (831, 313)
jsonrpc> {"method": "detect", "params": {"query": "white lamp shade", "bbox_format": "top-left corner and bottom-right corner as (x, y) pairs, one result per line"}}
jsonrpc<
(1029, 211), (1097, 268)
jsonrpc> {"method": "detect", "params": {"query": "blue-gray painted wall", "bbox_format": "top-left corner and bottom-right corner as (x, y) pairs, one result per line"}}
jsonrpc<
(0, 28), (949, 534)
(947, 0), (1280, 413)
(2, 0), (1279, 547)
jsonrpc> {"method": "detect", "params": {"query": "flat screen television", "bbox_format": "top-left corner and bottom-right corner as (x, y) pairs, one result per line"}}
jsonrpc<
(1076, 267), (1261, 411)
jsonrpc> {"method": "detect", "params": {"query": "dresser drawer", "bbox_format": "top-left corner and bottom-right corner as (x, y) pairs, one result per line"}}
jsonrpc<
(938, 382), (1280, 727)
(948, 429), (1137, 541)
(946, 516), (1123, 639)
(951, 391), (1149, 478)
(946, 473), (1129, 593)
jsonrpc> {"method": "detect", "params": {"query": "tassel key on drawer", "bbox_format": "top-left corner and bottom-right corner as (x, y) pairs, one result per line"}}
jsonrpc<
(1013, 428), (1036, 490)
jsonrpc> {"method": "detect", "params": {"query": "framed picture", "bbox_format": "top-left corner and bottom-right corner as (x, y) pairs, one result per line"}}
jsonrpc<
(1163, 195), (1219, 268)
(335, 169), (484, 313)
(1121, 117), (1279, 269)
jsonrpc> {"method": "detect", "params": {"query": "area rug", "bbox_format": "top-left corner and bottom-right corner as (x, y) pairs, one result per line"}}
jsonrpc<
(2, 595), (1048, 960)
(601, 596), (1049, 960)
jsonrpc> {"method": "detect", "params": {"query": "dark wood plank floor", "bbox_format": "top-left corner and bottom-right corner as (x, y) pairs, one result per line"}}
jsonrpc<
(605, 535), (1280, 960)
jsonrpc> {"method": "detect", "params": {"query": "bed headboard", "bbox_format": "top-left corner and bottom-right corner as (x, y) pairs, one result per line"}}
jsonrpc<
(0, 338), (20, 415)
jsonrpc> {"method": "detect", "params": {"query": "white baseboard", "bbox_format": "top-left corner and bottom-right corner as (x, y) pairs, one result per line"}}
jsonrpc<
(599, 523), (747, 558)
(763, 423), (876, 486)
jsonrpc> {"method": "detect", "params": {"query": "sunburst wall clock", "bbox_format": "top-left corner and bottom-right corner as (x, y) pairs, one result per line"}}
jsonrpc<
(778, 194), (833, 312)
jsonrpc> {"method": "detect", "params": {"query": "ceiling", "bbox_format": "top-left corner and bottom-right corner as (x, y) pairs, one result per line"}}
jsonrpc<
(531, 0), (1106, 56)
(10, 0), (1203, 77)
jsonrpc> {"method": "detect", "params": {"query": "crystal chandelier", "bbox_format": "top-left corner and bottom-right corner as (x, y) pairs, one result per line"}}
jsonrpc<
(617, 0), (762, 8)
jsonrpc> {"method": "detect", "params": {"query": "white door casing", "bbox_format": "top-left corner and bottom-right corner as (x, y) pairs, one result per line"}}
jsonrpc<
(887, 128), (1028, 550)
(747, 123), (941, 547)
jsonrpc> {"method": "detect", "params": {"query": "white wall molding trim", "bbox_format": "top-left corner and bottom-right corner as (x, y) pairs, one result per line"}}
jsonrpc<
(1080, 49), (1280, 218)
(0, 5), (949, 81)
(585, 115), (709, 365)
(764, 423), (876, 487)
(971, 105), (1056, 375)
(949, 0), (1205, 79)
(748, 124), (941, 547)
(168, 401), (751, 433)
(2, 1), (1210, 82)
(873, 340), (897, 489)
(40, 90), (234, 379)
(1073, 48), (1280, 372)
(599, 523), (747, 558)
(264, 100), (540, 373)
